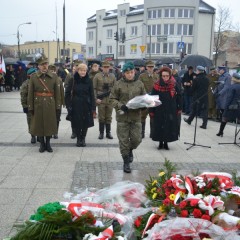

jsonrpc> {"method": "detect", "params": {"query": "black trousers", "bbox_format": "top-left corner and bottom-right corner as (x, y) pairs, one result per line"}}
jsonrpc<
(188, 102), (208, 127)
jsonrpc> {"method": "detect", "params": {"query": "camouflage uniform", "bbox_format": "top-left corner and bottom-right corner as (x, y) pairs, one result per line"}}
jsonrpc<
(138, 60), (158, 138)
(93, 61), (116, 139)
(110, 78), (146, 157)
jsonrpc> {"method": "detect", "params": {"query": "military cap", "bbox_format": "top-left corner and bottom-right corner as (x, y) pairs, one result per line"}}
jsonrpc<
(73, 59), (83, 66)
(102, 61), (110, 67)
(122, 61), (135, 73)
(218, 66), (227, 71)
(145, 60), (155, 67)
(27, 67), (37, 76)
(232, 72), (240, 80)
(196, 65), (205, 71)
(210, 66), (215, 70)
(48, 64), (56, 71)
(36, 54), (48, 65)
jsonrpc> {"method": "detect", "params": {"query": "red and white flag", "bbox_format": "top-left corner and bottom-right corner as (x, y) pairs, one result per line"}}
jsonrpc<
(0, 55), (6, 74)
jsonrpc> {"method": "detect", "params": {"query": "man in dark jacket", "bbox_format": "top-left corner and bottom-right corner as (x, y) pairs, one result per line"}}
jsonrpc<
(184, 66), (209, 129)
(182, 66), (195, 114)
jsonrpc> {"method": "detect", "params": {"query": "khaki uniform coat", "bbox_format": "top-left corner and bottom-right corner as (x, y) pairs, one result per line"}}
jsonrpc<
(138, 72), (158, 93)
(28, 71), (61, 136)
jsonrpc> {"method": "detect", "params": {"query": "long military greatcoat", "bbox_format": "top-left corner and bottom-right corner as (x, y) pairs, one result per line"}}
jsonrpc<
(28, 70), (61, 136)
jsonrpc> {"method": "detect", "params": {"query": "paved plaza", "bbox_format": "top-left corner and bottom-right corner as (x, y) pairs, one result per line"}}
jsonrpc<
(0, 91), (240, 238)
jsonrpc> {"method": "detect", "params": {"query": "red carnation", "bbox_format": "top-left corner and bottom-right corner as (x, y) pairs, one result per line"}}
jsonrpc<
(201, 214), (211, 221)
(192, 208), (202, 218)
(163, 198), (171, 205)
(134, 216), (142, 227)
(180, 210), (189, 217)
(190, 199), (199, 206)
(179, 201), (187, 209)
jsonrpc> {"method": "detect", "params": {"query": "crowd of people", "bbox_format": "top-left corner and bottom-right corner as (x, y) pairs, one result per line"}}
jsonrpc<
(1, 54), (239, 174)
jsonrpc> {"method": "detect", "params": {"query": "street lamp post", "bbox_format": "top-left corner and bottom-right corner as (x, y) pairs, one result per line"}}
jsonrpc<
(17, 22), (31, 61)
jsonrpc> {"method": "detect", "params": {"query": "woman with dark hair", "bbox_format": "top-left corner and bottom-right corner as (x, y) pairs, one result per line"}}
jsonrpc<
(65, 63), (95, 147)
(149, 67), (182, 150)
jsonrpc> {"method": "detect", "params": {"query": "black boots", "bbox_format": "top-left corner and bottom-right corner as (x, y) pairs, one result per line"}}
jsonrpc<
(98, 123), (104, 139)
(76, 128), (87, 147)
(129, 149), (133, 163)
(158, 142), (169, 150)
(184, 118), (191, 125)
(141, 122), (145, 138)
(216, 122), (227, 137)
(31, 135), (36, 144)
(39, 137), (45, 153)
(71, 132), (77, 139)
(45, 136), (53, 152)
(122, 155), (131, 173)
(106, 124), (113, 139)
(150, 119), (154, 138)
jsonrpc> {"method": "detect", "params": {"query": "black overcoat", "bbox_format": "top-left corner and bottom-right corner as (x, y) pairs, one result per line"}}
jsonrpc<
(65, 72), (95, 131)
(150, 78), (182, 142)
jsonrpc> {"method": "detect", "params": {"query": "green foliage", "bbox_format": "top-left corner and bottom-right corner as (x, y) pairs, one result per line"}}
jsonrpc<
(232, 170), (240, 186)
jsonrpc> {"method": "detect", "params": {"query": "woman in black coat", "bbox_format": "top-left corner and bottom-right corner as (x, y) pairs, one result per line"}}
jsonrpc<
(65, 63), (95, 147)
(216, 72), (240, 137)
(149, 67), (182, 150)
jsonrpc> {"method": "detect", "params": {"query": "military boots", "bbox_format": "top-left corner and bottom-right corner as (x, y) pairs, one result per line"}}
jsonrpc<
(129, 149), (133, 163)
(106, 124), (113, 139)
(45, 136), (53, 152)
(39, 137), (45, 153)
(122, 155), (131, 173)
(98, 123), (104, 139)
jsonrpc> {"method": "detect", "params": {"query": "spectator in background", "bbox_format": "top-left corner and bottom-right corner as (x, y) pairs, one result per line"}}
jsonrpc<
(184, 66), (209, 129)
(15, 65), (27, 90)
(207, 67), (219, 120)
(216, 73), (240, 137)
(20, 67), (37, 143)
(182, 66), (195, 115)
(214, 66), (232, 121)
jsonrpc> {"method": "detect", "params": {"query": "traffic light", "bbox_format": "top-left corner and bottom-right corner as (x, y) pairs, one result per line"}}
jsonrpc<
(114, 32), (119, 41)
(121, 32), (126, 43)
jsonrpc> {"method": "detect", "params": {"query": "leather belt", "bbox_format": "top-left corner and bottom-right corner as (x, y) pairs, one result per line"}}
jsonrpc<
(35, 92), (54, 97)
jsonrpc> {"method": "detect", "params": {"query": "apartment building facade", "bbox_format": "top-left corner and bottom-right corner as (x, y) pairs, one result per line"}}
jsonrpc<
(86, 0), (215, 65)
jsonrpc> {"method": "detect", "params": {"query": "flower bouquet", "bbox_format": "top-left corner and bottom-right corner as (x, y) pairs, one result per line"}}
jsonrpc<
(126, 94), (161, 109)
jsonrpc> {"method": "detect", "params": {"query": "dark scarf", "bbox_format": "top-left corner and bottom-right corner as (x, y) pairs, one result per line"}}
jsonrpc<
(153, 76), (176, 97)
(74, 72), (89, 83)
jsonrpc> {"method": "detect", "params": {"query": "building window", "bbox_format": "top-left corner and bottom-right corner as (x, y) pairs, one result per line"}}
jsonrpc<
(42, 48), (44, 53)
(147, 43), (160, 54)
(131, 26), (138, 36)
(119, 45), (125, 57)
(99, 41), (101, 47)
(88, 47), (93, 55)
(164, 24), (174, 35)
(148, 9), (161, 19)
(164, 8), (175, 18)
(148, 24), (161, 36)
(120, 10), (126, 17)
(130, 44), (137, 54)
(107, 29), (112, 38)
(177, 24), (193, 35)
(88, 31), (93, 41)
(178, 8), (194, 18)
(119, 28), (125, 39)
(72, 48), (76, 53)
(106, 45), (112, 54)
(163, 43), (174, 54)
(187, 43), (192, 54)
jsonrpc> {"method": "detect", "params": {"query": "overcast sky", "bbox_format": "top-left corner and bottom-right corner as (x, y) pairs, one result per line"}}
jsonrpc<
(0, 0), (239, 46)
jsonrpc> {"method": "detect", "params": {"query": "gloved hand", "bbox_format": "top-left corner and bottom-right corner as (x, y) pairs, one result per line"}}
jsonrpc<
(177, 110), (182, 115)
(140, 107), (147, 110)
(23, 107), (28, 114)
(120, 105), (128, 113)
(56, 109), (61, 116)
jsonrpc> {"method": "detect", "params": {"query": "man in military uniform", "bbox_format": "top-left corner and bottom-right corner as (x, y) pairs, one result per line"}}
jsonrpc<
(138, 60), (158, 138)
(110, 62), (146, 173)
(28, 54), (61, 153)
(64, 59), (82, 139)
(20, 67), (37, 143)
(48, 64), (65, 139)
(88, 61), (101, 82)
(93, 60), (116, 139)
(207, 67), (219, 120)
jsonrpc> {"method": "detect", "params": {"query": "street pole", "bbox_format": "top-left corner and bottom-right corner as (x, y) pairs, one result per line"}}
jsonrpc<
(17, 22), (31, 61)
(63, 0), (66, 64)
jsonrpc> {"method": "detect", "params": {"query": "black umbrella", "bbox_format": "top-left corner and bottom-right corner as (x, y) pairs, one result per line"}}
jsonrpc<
(180, 54), (213, 67)
(156, 57), (175, 66)
(133, 59), (145, 67)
